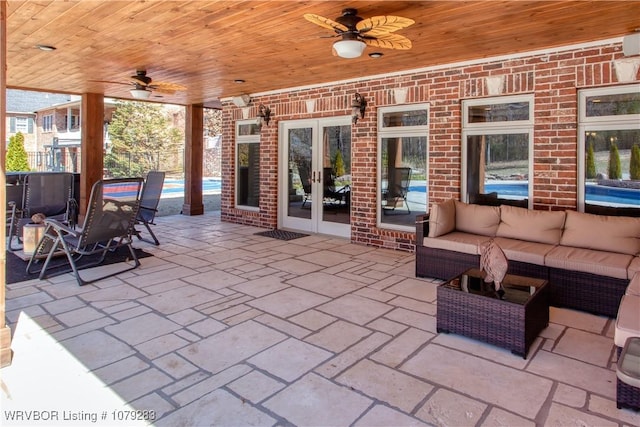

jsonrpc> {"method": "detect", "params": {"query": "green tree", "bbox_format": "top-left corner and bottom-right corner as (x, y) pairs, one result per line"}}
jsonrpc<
(333, 150), (345, 178)
(106, 101), (183, 177)
(608, 142), (622, 179)
(586, 141), (597, 179)
(630, 143), (640, 180)
(6, 132), (30, 171)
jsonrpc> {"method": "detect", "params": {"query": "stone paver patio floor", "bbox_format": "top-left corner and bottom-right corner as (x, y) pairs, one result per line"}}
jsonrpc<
(2, 211), (639, 426)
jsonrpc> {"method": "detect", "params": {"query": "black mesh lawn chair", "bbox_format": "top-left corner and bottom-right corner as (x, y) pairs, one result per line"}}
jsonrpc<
(382, 167), (411, 214)
(133, 171), (165, 245)
(7, 172), (76, 251)
(26, 178), (144, 286)
(323, 167), (350, 207)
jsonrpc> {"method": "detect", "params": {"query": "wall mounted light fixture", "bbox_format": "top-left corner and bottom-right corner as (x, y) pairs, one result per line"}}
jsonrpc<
(257, 104), (272, 128)
(351, 93), (367, 124)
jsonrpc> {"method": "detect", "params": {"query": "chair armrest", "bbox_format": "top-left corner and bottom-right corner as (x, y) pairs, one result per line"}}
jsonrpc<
(44, 218), (80, 237)
(415, 214), (430, 247)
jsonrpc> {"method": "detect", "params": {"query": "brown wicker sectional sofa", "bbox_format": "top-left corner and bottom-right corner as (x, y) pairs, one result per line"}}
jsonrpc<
(415, 199), (640, 317)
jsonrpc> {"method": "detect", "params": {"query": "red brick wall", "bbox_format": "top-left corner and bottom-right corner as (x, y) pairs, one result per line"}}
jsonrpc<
(221, 40), (638, 251)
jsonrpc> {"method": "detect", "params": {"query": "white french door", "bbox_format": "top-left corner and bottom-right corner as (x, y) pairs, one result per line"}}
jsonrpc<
(279, 117), (352, 238)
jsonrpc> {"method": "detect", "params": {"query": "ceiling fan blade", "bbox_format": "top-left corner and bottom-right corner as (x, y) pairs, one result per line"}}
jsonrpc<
(357, 15), (415, 37)
(303, 13), (348, 33)
(129, 76), (151, 86)
(150, 81), (186, 92)
(89, 79), (131, 86)
(364, 33), (412, 50)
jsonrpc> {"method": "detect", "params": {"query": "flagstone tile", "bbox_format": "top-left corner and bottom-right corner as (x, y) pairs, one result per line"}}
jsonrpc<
(263, 373), (372, 426)
(402, 344), (552, 418)
(105, 313), (181, 346)
(268, 257), (325, 275)
(227, 371), (285, 404)
(354, 405), (431, 427)
(550, 307), (608, 334)
(415, 388), (486, 427)
(385, 277), (439, 302)
(61, 330), (135, 370)
(155, 389), (275, 427)
(543, 402), (617, 426)
(526, 350), (616, 399)
(288, 271), (365, 297)
(481, 408), (535, 427)
(317, 294), (393, 325)
(230, 276), (289, 297)
(247, 287), (330, 318)
(248, 338), (332, 382)
(305, 320), (371, 353)
(178, 321), (287, 374)
(93, 356), (150, 385)
(289, 309), (337, 331)
(315, 332), (392, 379)
(182, 269), (246, 291)
(553, 328), (614, 367)
(337, 359), (433, 413)
(153, 353), (199, 379)
(371, 327), (434, 368)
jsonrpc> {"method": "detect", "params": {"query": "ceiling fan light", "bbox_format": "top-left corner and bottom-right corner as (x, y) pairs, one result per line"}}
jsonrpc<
(130, 88), (151, 99)
(333, 40), (366, 59)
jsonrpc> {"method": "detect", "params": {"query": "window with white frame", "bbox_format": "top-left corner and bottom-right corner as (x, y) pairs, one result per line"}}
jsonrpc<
(462, 95), (534, 207)
(15, 117), (30, 133)
(43, 115), (54, 132)
(578, 84), (640, 211)
(378, 104), (429, 229)
(236, 120), (261, 209)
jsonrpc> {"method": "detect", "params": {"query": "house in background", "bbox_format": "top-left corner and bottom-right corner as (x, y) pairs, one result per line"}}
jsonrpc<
(5, 89), (70, 152)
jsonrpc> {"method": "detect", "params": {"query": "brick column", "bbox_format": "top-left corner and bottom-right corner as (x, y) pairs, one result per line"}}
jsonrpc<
(182, 104), (204, 215)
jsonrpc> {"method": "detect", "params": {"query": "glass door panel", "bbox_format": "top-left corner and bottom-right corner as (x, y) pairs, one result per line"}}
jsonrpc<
(287, 127), (312, 221)
(319, 124), (351, 234)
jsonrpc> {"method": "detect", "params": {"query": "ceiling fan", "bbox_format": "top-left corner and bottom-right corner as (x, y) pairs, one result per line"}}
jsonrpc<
(304, 8), (414, 59)
(127, 70), (187, 99)
(94, 70), (186, 99)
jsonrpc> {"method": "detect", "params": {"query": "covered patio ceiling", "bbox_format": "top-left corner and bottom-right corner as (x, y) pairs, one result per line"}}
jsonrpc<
(5, 1), (640, 107)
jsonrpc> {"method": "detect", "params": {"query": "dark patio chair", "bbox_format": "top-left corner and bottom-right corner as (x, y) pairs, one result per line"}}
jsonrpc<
(7, 172), (76, 251)
(382, 167), (411, 214)
(323, 167), (350, 207)
(299, 167), (312, 208)
(26, 178), (144, 286)
(133, 171), (165, 245)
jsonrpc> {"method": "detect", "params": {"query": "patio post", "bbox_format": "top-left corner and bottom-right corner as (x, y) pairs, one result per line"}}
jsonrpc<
(80, 93), (104, 215)
(0, 0), (13, 367)
(182, 103), (204, 215)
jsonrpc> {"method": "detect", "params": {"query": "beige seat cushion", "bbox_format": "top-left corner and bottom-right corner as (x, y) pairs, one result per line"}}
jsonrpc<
(560, 211), (640, 255)
(545, 245), (633, 279)
(615, 295), (640, 347)
(423, 232), (491, 255)
(428, 198), (456, 238)
(454, 201), (500, 237)
(627, 271), (640, 296)
(493, 237), (555, 266)
(497, 205), (566, 245)
(628, 257), (640, 283)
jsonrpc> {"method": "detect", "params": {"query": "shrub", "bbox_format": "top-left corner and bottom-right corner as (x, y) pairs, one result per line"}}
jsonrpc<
(6, 132), (30, 171)
(586, 142), (597, 179)
(608, 142), (622, 179)
(631, 144), (640, 180)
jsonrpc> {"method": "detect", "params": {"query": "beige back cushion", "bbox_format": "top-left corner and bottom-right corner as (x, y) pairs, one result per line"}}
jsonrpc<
(428, 199), (456, 237)
(454, 201), (500, 237)
(497, 205), (566, 245)
(560, 211), (640, 255)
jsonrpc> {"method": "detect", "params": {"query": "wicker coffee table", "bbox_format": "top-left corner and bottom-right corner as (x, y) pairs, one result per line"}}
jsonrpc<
(437, 268), (549, 358)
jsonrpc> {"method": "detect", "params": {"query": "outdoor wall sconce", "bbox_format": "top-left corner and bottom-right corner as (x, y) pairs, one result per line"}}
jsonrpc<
(257, 104), (272, 128)
(351, 93), (367, 124)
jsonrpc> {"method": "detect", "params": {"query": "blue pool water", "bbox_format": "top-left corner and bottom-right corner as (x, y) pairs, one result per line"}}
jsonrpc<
(485, 182), (640, 206)
(162, 178), (221, 197)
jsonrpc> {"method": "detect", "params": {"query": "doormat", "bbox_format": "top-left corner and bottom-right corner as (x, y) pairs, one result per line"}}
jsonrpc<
(6, 247), (152, 285)
(255, 229), (309, 241)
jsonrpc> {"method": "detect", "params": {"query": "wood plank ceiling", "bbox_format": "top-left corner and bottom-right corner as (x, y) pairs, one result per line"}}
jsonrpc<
(5, 1), (640, 106)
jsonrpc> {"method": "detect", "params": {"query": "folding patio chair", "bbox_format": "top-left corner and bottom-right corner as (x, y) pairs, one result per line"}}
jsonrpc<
(7, 172), (76, 251)
(133, 171), (165, 245)
(26, 178), (144, 286)
(382, 167), (412, 214)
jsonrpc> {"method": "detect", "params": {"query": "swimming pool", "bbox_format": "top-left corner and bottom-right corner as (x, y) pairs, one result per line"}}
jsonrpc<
(161, 178), (221, 197)
(485, 182), (640, 206)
